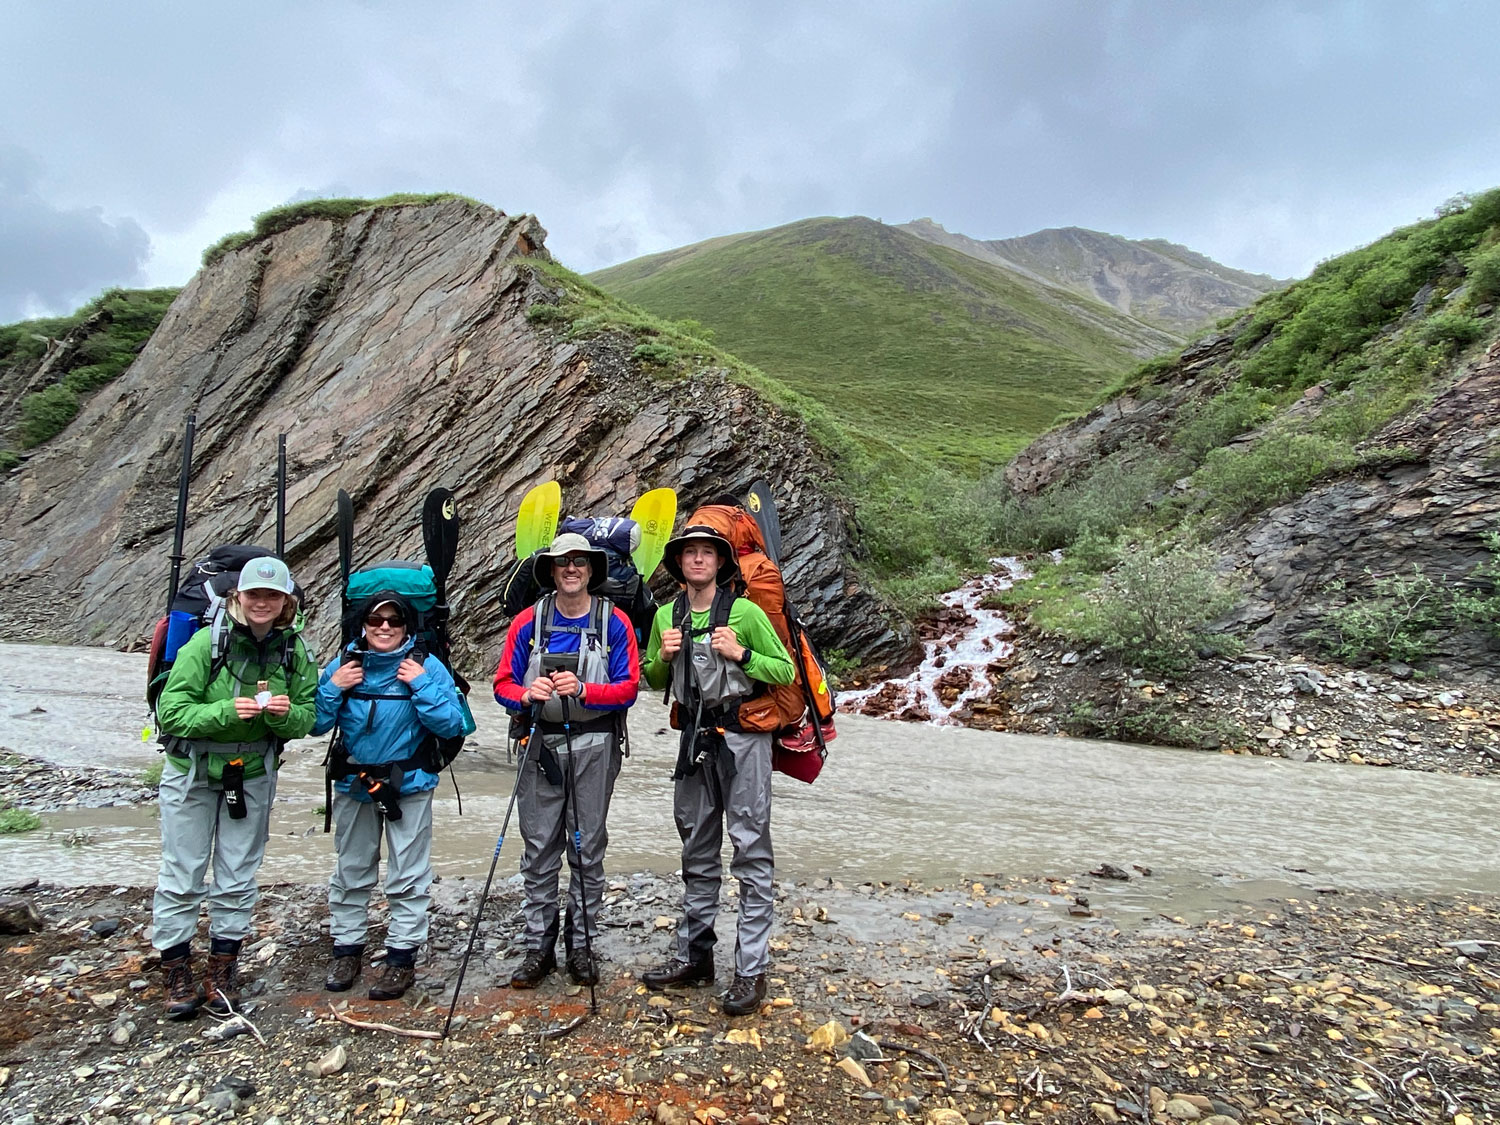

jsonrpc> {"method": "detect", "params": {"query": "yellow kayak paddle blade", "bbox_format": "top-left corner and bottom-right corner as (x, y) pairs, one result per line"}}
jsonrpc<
(515, 480), (561, 559)
(630, 487), (677, 580)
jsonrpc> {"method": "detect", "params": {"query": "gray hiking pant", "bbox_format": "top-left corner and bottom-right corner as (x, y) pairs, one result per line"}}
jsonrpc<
(152, 760), (275, 950)
(673, 728), (775, 976)
(328, 789), (435, 951)
(516, 728), (622, 952)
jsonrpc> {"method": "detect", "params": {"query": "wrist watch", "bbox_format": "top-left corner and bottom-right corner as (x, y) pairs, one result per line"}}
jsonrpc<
(736, 646), (753, 667)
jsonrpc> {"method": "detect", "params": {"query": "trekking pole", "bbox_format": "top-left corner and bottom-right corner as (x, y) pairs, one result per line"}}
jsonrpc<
(442, 704), (540, 1039)
(560, 695), (598, 1015)
(166, 412), (196, 613)
(275, 433), (287, 556)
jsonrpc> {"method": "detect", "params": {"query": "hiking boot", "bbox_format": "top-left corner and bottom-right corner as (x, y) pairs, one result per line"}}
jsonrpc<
(722, 973), (767, 1016)
(204, 952), (242, 1015)
(325, 953), (362, 992)
(368, 961), (415, 1001)
(567, 947), (600, 985)
(510, 948), (557, 989)
(641, 956), (715, 990)
(161, 955), (202, 1020)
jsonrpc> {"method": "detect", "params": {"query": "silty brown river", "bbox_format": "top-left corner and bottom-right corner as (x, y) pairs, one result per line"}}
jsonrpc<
(3, 643), (1499, 920)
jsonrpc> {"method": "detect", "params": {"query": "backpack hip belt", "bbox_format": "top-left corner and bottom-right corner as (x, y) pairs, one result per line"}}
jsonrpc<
(172, 737), (277, 761)
(537, 714), (619, 737)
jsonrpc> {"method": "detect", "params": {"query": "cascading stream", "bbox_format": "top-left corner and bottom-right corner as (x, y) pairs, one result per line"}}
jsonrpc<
(840, 557), (1027, 724)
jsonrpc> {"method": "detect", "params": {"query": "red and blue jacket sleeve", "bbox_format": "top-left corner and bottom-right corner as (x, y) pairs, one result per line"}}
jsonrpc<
(493, 609), (537, 713)
(580, 607), (640, 711)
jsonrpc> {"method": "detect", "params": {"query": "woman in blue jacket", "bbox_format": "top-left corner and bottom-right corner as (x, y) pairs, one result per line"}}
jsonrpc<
(313, 590), (466, 1000)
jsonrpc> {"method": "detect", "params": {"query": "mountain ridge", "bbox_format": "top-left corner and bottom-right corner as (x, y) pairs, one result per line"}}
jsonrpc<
(590, 216), (1178, 471)
(898, 218), (1286, 337)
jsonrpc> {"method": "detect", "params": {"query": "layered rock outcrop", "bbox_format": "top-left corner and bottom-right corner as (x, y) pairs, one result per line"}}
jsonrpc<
(0, 200), (903, 673)
(1005, 330), (1500, 678)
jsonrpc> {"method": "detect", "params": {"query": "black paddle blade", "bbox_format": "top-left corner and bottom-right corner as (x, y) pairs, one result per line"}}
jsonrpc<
(423, 487), (460, 597)
(336, 489), (354, 592)
(743, 478), (783, 565)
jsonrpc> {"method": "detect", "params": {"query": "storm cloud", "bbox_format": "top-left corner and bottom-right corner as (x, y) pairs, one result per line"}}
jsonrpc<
(0, 147), (149, 320)
(2, 1), (1498, 322)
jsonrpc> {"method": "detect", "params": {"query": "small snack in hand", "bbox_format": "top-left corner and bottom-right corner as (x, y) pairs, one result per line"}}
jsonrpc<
(255, 679), (272, 708)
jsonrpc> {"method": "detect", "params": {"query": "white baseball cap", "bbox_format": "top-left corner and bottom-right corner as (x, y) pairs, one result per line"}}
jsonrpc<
(237, 556), (295, 595)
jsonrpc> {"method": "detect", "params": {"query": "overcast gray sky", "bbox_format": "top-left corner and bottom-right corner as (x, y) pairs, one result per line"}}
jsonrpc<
(3, 0), (1498, 322)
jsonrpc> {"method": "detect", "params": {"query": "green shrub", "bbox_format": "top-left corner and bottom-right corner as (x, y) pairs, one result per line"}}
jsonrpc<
(525, 303), (568, 325)
(1315, 568), (1446, 664)
(1419, 312), (1484, 352)
(1064, 698), (1247, 750)
(0, 805), (41, 833)
(674, 318), (714, 342)
(1170, 385), (1277, 460)
(1468, 243), (1500, 305)
(1067, 528), (1121, 572)
(63, 363), (122, 394)
(18, 384), (80, 447)
(1451, 533), (1500, 638)
(0, 450), (18, 471)
(632, 341), (679, 366)
(1092, 543), (1236, 675)
(140, 760), (164, 786)
(984, 454), (1163, 553)
(1196, 430), (1356, 517)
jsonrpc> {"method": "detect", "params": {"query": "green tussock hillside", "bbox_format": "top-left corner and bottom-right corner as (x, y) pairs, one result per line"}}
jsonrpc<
(0, 286), (180, 463)
(590, 217), (1175, 472)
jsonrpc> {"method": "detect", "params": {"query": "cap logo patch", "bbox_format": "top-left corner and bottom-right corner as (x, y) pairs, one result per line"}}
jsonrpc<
(256, 562), (278, 579)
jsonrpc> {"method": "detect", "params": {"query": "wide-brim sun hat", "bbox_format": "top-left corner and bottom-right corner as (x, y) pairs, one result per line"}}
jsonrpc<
(237, 556), (295, 595)
(535, 532), (608, 593)
(663, 525), (739, 586)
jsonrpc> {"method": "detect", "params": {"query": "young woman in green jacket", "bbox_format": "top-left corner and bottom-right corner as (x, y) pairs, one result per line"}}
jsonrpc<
(151, 556), (318, 1019)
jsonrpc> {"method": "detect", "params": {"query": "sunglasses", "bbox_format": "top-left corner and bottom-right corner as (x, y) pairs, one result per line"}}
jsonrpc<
(364, 612), (406, 629)
(554, 555), (592, 570)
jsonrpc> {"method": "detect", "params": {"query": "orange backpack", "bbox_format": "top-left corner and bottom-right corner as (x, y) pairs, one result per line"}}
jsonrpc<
(687, 504), (836, 780)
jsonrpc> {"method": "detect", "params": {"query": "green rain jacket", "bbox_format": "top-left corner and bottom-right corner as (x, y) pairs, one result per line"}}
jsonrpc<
(155, 619), (318, 781)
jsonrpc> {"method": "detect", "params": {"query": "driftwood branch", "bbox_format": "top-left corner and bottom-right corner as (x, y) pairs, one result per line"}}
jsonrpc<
(327, 1003), (442, 1040)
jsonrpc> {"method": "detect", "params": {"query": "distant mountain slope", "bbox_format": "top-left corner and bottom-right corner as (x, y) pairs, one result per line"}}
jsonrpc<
(899, 219), (1286, 338)
(590, 217), (1176, 471)
(1002, 186), (1500, 675)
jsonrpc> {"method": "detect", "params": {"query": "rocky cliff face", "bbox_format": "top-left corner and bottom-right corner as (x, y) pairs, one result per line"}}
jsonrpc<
(900, 220), (1285, 339)
(1006, 331), (1500, 679)
(0, 200), (903, 674)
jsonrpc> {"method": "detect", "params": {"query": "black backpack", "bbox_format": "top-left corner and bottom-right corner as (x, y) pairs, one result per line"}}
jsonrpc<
(500, 516), (656, 644)
(145, 544), (305, 714)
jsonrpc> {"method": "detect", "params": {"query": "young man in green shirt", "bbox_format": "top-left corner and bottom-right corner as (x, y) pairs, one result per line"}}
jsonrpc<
(640, 525), (795, 1016)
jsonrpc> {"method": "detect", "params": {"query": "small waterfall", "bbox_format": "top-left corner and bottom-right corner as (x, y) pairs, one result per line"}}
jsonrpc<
(840, 558), (1027, 725)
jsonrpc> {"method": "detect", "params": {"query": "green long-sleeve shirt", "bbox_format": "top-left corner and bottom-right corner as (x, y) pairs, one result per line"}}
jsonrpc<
(156, 622), (318, 780)
(643, 595), (795, 692)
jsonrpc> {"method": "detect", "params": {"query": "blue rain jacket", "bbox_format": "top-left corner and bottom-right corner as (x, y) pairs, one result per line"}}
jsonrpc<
(313, 635), (467, 799)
